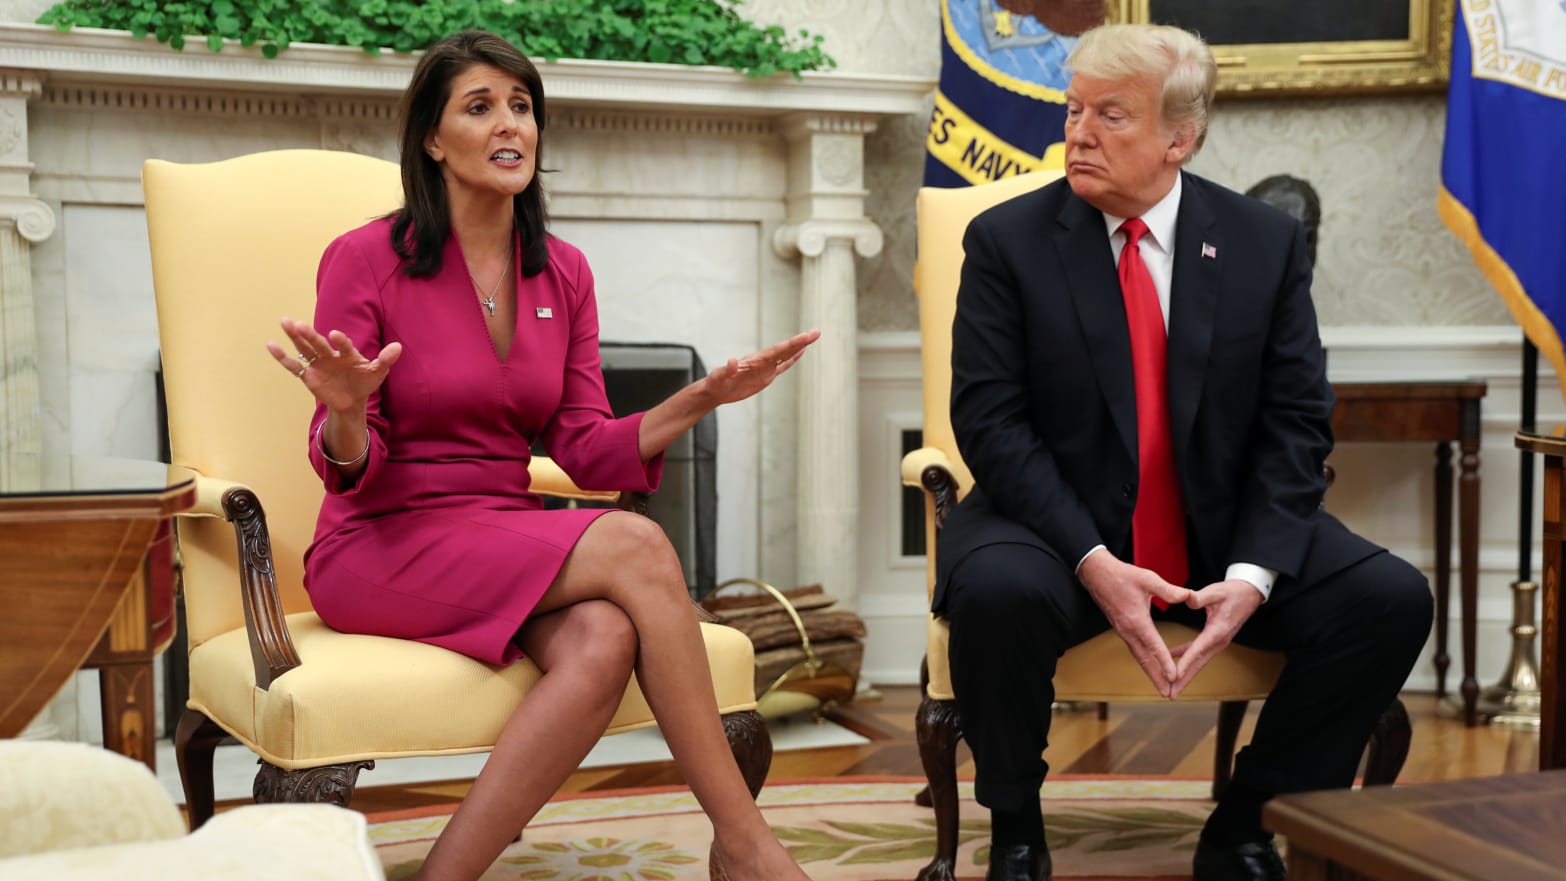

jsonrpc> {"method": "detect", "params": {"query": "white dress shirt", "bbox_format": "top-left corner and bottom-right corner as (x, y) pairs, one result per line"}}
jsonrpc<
(1074, 175), (1277, 602)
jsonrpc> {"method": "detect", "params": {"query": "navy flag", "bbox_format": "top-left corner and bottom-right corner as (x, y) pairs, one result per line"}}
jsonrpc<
(1439, 0), (1566, 397)
(924, 0), (1102, 187)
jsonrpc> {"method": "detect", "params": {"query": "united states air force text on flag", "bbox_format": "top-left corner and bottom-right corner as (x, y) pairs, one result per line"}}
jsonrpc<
(925, 1), (1089, 187)
(1439, 0), (1566, 397)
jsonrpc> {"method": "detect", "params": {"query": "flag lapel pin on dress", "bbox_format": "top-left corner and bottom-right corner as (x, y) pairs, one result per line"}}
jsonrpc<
(536, 307), (553, 319)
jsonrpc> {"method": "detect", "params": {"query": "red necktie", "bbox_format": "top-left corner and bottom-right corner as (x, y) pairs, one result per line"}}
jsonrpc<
(1118, 218), (1187, 608)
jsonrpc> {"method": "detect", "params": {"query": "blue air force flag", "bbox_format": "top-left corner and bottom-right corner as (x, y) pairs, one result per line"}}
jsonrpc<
(1439, 0), (1566, 397)
(924, 1), (1098, 187)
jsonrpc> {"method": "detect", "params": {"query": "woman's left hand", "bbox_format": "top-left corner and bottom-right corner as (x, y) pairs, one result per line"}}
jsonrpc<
(702, 329), (821, 406)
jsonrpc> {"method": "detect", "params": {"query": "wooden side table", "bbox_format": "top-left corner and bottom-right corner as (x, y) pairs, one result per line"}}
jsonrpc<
(1331, 380), (1486, 726)
(1264, 771), (1566, 880)
(0, 461), (195, 770)
(1513, 428), (1566, 770)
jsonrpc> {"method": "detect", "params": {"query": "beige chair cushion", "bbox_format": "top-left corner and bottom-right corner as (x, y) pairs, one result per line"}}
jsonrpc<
(1057, 622), (1281, 701)
(190, 613), (758, 769)
(925, 618), (1281, 702)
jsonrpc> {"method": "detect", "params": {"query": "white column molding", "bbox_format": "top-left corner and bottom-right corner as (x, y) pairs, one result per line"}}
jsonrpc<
(0, 69), (46, 492)
(778, 112), (878, 223)
(0, 69), (43, 193)
(774, 217), (884, 259)
(774, 109), (886, 609)
(0, 194), (54, 242)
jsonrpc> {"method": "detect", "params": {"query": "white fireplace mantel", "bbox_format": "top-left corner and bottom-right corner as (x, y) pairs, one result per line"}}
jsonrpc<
(0, 22), (933, 626)
(0, 22), (931, 115)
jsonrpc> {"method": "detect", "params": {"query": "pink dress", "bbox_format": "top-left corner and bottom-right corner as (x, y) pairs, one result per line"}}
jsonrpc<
(302, 218), (663, 665)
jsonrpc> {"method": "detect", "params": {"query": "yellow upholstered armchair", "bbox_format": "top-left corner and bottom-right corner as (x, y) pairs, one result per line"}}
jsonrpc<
(904, 172), (1409, 881)
(144, 150), (770, 843)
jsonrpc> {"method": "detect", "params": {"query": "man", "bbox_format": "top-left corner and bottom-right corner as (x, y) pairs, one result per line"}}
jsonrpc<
(935, 23), (1432, 881)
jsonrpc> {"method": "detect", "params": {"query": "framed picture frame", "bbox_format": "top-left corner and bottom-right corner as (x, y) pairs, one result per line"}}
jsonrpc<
(1106, 0), (1455, 96)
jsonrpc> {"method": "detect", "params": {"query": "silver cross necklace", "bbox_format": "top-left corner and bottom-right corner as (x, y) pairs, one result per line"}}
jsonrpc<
(466, 242), (512, 319)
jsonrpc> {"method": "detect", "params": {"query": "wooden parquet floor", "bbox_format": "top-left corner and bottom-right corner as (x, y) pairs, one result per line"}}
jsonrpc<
(333, 687), (1540, 816)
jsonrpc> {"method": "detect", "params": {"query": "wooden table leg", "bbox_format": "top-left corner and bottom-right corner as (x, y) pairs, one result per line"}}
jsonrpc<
(1460, 414), (1482, 727)
(99, 661), (156, 771)
(1433, 442), (1453, 700)
(83, 546), (160, 771)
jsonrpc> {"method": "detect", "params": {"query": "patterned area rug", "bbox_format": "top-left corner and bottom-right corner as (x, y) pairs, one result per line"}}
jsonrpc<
(370, 776), (1211, 880)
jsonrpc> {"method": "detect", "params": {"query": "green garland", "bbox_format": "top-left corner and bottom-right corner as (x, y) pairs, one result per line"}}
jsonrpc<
(37, 0), (835, 77)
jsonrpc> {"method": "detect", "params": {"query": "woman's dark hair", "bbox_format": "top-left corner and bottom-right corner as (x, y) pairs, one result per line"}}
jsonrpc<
(391, 30), (550, 278)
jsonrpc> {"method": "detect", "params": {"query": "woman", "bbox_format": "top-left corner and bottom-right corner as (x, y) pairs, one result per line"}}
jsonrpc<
(265, 30), (818, 881)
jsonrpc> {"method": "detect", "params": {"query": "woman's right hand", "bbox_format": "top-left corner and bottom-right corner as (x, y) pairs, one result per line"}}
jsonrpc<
(265, 317), (403, 414)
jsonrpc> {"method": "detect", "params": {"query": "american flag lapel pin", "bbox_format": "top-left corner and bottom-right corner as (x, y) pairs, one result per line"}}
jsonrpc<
(536, 307), (553, 319)
(1201, 242), (1217, 259)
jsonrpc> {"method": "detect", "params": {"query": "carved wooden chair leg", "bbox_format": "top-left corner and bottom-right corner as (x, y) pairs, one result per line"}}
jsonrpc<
(1362, 697), (1411, 786)
(914, 657), (934, 808)
(1211, 700), (1248, 802)
(253, 759), (375, 809)
(174, 709), (227, 830)
(722, 709), (773, 798)
(710, 709), (773, 881)
(915, 694), (963, 881)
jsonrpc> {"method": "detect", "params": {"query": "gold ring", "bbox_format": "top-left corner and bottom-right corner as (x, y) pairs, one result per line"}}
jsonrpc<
(295, 365), (308, 378)
(298, 353), (318, 365)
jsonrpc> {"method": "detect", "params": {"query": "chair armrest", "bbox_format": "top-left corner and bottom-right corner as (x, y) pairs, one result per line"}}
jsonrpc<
(175, 470), (302, 688)
(901, 446), (955, 488)
(900, 446), (961, 529)
(530, 456), (651, 516)
(192, 462), (623, 511)
(528, 457), (622, 504)
(181, 473), (252, 520)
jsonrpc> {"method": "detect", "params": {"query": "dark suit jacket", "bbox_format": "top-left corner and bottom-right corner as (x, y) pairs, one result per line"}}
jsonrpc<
(933, 171), (1379, 612)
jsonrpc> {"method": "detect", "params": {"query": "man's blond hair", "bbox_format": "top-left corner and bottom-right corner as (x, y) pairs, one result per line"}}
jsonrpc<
(1066, 23), (1218, 157)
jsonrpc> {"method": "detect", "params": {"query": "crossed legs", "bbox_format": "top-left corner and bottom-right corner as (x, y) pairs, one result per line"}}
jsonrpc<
(412, 511), (807, 881)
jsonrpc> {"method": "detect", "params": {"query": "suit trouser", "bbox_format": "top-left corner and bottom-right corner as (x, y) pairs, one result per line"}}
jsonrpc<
(942, 543), (1433, 812)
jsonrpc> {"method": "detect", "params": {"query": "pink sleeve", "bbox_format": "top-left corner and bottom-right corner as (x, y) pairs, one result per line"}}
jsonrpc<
(538, 255), (664, 493)
(306, 234), (391, 495)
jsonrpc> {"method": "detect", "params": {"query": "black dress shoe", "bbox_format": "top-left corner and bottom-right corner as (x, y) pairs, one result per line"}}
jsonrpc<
(986, 842), (1052, 881)
(1192, 837), (1284, 881)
